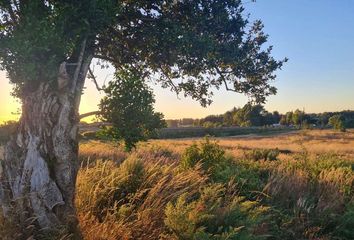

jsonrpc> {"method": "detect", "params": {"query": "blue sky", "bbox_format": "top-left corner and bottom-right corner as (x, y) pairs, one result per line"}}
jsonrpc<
(1, 0), (354, 121)
(146, 0), (354, 118)
(145, 0), (354, 118)
(247, 0), (354, 111)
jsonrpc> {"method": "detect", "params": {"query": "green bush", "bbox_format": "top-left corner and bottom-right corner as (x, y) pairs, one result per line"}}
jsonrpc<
(335, 203), (354, 240)
(164, 183), (270, 240)
(180, 137), (231, 181)
(244, 148), (279, 161)
(328, 114), (346, 132)
(183, 137), (226, 169)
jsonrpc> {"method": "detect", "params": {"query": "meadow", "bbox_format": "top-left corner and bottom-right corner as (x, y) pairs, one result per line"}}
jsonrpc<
(1, 129), (354, 239)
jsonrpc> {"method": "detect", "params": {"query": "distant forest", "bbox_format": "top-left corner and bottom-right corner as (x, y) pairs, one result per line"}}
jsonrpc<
(166, 103), (354, 129)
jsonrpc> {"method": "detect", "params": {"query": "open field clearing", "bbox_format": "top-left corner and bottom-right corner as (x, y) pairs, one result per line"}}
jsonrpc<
(83, 129), (353, 164)
(0, 129), (353, 240)
(149, 129), (354, 158)
(74, 129), (354, 240)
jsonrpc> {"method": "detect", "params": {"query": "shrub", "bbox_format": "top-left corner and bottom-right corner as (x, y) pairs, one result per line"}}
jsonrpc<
(328, 114), (346, 132)
(263, 154), (354, 239)
(73, 135), (354, 240)
(180, 137), (233, 182)
(231, 160), (270, 199)
(164, 183), (270, 240)
(335, 203), (354, 240)
(244, 148), (279, 161)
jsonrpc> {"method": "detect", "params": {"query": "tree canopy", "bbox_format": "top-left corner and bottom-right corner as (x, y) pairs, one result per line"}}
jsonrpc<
(1, 0), (286, 104)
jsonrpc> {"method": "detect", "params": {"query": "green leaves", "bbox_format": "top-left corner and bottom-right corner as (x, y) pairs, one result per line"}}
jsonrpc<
(328, 114), (346, 132)
(99, 66), (166, 151)
(95, 0), (286, 106)
(164, 184), (269, 240)
(1, 0), (285, 106)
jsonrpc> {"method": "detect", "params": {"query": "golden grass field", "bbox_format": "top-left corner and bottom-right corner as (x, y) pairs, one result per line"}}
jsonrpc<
(79, 129), (354, 161)
(75, 129), (354, 240)
(1, 129), (353, 240)
(2, 129), (353, 163)
(139, 129), (354, 160)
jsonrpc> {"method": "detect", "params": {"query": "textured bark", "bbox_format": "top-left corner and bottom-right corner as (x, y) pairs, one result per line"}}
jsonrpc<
(0, 55), (92, 238)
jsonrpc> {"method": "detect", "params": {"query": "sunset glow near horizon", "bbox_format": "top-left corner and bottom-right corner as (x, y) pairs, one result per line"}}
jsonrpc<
(1, 0), (354, 123)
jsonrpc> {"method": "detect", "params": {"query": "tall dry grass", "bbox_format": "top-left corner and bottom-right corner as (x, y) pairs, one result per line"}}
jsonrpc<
(76, 129), (354, 240)
(0, 129), (353, 239)
(76, 157), (208, 239)
(79, 141), (127, 165)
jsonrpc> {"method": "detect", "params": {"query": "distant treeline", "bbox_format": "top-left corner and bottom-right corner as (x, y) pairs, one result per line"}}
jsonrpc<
(165, 103), (354, 128)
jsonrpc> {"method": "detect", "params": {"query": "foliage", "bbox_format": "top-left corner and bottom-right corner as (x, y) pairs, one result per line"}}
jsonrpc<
(164, 184), (269, 240)
(244, 148), (280, 161)
(72, 130), (354, 240)
(180, 137), (232, 181)
(278, 109), (305, 126)
(77, 152), (208, 240)
(1, 1), (285, 103)
(335, 203), (354, 239)
(233, 103), (265, 127)
(197, 104), (282, 127)
(0, 1), (117, 96)
(291, 109), (305, 126)
(166, 108), (354, 129)
(328, 114), (346, 132)
(99, 67), (166, 151)
(264, 152), (354, 239)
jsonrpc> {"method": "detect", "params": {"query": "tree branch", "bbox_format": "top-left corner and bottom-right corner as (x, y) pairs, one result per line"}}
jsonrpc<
(160, 68), (181, 99)
(214, 66), (239, 93)
(88, 67), (103, 91)
(79, 111), (101, 120)
(93, 54), (115, 62)
(71, 38), (87, 94)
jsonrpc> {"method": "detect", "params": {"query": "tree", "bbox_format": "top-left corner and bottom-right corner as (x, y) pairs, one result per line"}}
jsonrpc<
(223, 107), (238, 126)
(99, 67), (166, 151)
(328, 114), (346, 132)
(272, 111), (281, 124)
(285, 111), (294, 125)
(0, 0), (286, 236)
(292, 109), (304, 126)
(200, 114), (224, 126)
(233, 103), (266, 127)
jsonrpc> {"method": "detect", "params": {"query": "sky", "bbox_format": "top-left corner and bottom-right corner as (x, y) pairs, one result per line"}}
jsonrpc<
(1, 0), (354, 122)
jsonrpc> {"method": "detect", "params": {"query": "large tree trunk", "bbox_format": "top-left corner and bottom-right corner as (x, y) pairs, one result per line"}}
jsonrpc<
(0, 54), (92, 238)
